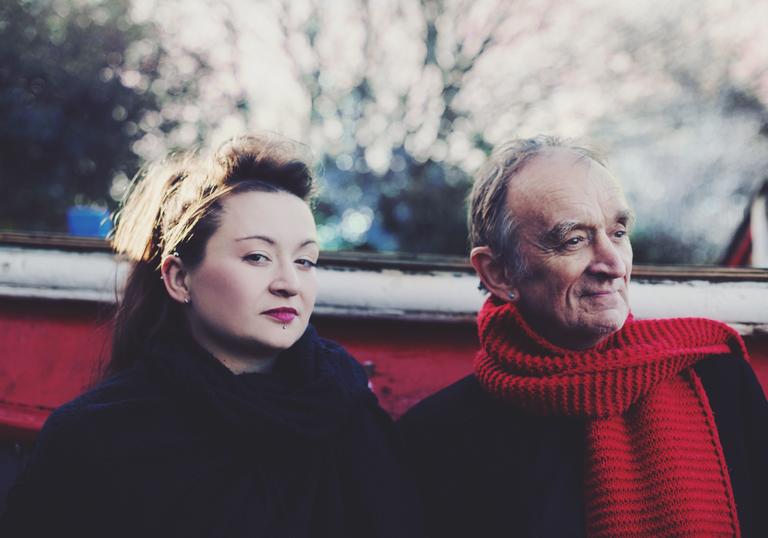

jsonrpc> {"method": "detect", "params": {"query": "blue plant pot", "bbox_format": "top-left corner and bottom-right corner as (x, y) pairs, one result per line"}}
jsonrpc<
(66, 206), (112, 238)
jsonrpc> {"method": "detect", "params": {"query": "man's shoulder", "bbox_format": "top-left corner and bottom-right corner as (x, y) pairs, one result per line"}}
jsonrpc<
(694, 352), (754, 379)
(694, 352), (767, 411)
(399, 374), (494, 431)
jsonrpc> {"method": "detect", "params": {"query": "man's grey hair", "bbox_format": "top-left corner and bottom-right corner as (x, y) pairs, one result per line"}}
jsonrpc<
(468, 135), (606, 282)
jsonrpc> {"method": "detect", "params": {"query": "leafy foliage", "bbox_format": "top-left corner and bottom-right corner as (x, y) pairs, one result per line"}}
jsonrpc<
(0, 0), (167, 231)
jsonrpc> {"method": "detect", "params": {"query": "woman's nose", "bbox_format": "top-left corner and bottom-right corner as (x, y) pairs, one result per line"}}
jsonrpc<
(269, 261), (300, 296)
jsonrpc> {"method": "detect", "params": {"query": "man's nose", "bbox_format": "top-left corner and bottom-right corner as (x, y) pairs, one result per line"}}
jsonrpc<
(588, 233), (627, 279)
(269, 261), (300, 296)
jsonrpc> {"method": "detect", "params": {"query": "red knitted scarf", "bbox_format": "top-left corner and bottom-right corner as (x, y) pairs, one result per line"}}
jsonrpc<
(474, 297), (746, 538)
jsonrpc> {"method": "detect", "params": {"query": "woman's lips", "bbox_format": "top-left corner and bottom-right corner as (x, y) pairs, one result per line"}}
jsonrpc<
(263, 308), (298, 323)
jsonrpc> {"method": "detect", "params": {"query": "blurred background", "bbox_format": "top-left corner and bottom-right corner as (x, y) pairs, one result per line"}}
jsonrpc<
(1, 0), (767, 264)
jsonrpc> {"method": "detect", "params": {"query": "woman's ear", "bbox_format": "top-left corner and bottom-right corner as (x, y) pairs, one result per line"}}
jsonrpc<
(160, 255), (191, 305)
(470, 246), (519, 302)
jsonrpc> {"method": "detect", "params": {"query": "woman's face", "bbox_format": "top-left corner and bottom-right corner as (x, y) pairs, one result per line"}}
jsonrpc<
(182, 190), (319, 369)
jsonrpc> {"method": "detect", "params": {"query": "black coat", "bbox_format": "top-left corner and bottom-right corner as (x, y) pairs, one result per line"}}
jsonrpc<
(398, 355), (768, 538)
(1, 326), (424, 538)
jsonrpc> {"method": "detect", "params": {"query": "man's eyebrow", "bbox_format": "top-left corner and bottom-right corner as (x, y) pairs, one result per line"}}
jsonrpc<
(235, 235), (318, 248)
(616, 209), (636, 228)
(542, 220), (580, 245)
(541, 209), (635, 246)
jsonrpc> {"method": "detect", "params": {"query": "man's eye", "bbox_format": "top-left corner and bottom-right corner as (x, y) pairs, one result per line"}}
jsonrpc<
(556, 236), (585, 252)
(614, 230), (628, 239)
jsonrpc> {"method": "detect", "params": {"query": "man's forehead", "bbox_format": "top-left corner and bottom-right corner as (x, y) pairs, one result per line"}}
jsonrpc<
(506, 149), (632, 226)
(515, 148), (606, 183)
(509, 147), (622, 192)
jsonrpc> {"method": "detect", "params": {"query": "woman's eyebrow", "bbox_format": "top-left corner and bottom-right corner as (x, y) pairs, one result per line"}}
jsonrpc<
(236, 234), (275, 244)
(235, 235), (318, 248)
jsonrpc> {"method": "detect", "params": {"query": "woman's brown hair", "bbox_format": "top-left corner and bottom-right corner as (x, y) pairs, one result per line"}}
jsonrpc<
(106, 133), (316, 377)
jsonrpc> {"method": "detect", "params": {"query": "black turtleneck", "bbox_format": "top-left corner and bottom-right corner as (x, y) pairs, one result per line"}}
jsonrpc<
(0, 325), (424, 538)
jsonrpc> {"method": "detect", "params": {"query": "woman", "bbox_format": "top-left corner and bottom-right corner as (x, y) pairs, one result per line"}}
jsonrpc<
(1, 134), (423, 537)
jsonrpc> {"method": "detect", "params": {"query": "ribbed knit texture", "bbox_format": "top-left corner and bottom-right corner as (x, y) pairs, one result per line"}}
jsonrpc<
(474, 297), (746, 538)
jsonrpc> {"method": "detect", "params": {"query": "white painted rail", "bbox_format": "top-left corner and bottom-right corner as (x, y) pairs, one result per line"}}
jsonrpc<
(1, 246), (768, 334)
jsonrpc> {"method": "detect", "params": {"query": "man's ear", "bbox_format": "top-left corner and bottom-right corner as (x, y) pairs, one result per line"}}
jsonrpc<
(470, 246), (518, 302)
(160, 255), (191, 305)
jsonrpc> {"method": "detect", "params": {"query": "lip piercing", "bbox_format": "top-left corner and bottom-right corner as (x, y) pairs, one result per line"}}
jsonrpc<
(282, 325), (286, 330)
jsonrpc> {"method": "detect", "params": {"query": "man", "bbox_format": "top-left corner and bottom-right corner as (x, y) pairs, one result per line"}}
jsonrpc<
(399, 136), (768, 537)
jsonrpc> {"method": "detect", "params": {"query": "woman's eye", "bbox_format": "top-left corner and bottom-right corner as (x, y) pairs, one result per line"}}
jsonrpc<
(296, 259), (317, 269)
(244, 253), (269, 263)
(614, 229), (628, 239)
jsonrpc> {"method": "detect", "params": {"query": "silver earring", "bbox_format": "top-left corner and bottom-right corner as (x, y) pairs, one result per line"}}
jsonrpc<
(508, 291), (516, 301)
(184, 296), (190, 304)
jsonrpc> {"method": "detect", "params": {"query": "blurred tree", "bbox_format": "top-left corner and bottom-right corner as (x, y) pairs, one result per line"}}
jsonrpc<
(0, 0), (200, 231)
(585, 6), (768, 264)
(7, 0), (768, 264)
(268, 0), (768, 261)
(270, 0), (526, 255)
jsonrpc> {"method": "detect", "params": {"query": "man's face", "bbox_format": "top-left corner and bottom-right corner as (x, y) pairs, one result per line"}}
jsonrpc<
(507, 149), (633, 349)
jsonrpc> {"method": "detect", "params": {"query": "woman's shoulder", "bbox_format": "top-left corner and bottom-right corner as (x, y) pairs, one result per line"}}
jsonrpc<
(40, 367), (173, 444)
(314, 336), (371, 393)
(1, 368), (177, 535)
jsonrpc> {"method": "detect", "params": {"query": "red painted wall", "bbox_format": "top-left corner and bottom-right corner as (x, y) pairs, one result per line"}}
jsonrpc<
(0, 299), (113, 439)
(313, 318), (478, 417)
(1, 297), (767, 440)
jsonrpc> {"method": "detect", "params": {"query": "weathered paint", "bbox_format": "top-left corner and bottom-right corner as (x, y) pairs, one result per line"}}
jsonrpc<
(0, 299), (112, 440)
(1, 298), (767, 439)
(1, 244), (768, 441)
(313, 318), (480, 417)
(3, 246), (768, 326)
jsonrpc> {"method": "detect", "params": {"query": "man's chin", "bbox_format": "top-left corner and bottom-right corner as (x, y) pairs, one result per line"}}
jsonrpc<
(574, 308), (628, 339)
(593, 311), (628, 335)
